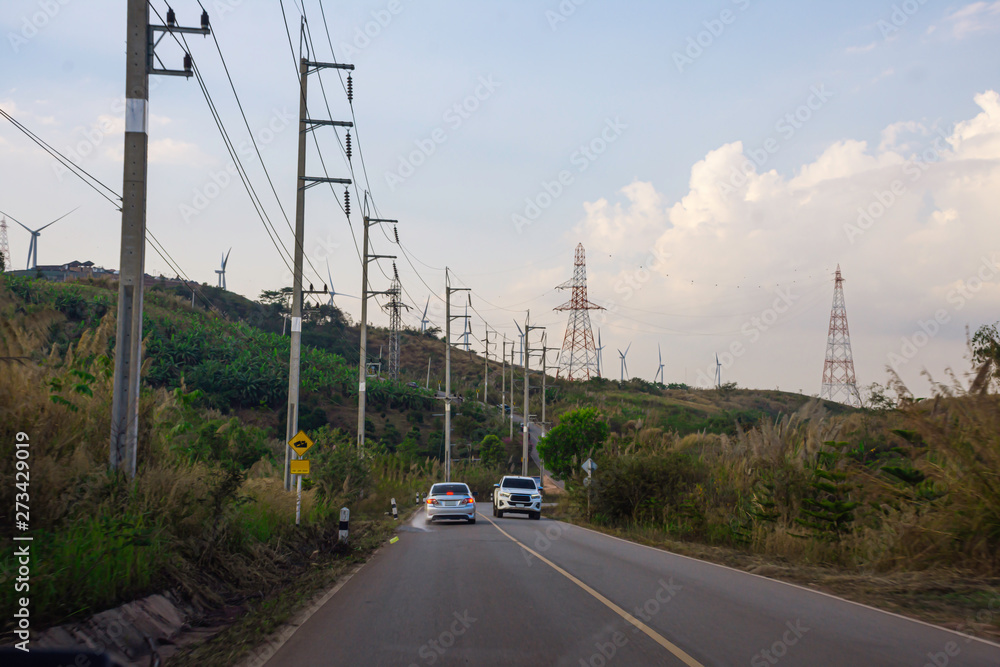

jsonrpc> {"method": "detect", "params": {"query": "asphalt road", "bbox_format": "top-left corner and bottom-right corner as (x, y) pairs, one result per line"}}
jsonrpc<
(262, 510), (1000, 666)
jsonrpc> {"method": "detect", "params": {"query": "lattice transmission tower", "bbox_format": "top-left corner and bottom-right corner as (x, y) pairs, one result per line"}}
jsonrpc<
(555, 243), (604, 380)
(0, 217), (10, 272)
(382, 263), (409, 381)
(821, 264), (862, 407)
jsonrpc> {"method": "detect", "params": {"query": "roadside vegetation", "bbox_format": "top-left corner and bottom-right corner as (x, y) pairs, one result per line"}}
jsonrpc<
(0, 275), (509, 645)
(538, 341), (1000, 635)
(5, 271), (999, 645)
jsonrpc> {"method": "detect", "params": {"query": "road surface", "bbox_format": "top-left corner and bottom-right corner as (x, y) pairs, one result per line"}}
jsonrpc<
(261, 509), (1000, 666)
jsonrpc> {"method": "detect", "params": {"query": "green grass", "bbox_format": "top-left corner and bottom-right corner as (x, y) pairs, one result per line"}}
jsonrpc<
(4, 513), (165, 624)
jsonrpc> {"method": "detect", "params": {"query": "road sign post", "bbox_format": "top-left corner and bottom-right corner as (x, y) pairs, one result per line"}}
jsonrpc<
(288, 430), (315, 525)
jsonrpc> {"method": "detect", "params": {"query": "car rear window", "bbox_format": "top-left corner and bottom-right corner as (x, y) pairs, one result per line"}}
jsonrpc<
(430, 484), (470, 495)
(502, 478), (536, 489)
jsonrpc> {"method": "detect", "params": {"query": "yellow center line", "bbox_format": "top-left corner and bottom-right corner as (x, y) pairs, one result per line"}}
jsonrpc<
(479, 512), (704, 667)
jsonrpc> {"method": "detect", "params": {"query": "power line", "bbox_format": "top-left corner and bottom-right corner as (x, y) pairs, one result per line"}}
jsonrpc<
(0, 107), (122, 210)
(146, 1), (296, 278)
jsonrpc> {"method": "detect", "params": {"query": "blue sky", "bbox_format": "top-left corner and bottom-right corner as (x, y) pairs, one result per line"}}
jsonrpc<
(3, 0), (1000, 398)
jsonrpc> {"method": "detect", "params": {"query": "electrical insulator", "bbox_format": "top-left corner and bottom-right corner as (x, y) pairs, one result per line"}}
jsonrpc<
(344, 188), (350, 217)
(347, 74), (353, 102)
(201, 10), (210, 30)
(167, 6), (176, 26)
(183, 53), (193, 74)
(309, 283), (314, 292)
(393, 226), (399, 244)
(345, 131), (352, 160)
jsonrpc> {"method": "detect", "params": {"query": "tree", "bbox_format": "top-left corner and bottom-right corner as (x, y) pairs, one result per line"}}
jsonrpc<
(537, 407), (609, 480)
(0, 249), (5, 272)
(971, 322), (999, 380)
(479, 434), (504, 469)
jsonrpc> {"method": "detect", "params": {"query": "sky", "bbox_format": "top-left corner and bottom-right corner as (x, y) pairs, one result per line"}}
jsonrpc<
(2, 0), (1000, 399)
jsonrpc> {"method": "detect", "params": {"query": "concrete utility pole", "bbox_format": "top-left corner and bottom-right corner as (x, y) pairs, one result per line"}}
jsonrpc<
(482, 326), (493, 408)
(426, 355), (432, 390)
(509, 341), (515, 441)
(522, 314), (531, 476)
(539, 336), (558, 484)
(284, 50), (353, 490)
(444, 268), (469, 482)
(111, 0), (208, 477)
(356, 215), (396, 456)
(521, 312), (545, 477)
(501, 335), (507, 432)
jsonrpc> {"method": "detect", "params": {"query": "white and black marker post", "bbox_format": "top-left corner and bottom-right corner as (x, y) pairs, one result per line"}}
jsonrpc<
(391, 497), (398, 520)
(415, 491), (420, 505)
(339, 507), (350, 543)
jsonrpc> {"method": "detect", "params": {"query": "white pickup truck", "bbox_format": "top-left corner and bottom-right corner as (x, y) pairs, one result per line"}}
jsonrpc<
(492, 475), (542, 520)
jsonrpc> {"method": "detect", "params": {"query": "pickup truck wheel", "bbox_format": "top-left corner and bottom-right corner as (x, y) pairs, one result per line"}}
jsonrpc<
(497, 509), (504, 518)
(531, 511), (540, 520)
(469, 517), (476, 524)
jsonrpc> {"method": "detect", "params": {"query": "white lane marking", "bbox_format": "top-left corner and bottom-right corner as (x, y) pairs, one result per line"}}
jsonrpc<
(560, 520), (1000, 650)
(481, 512), (704, 667)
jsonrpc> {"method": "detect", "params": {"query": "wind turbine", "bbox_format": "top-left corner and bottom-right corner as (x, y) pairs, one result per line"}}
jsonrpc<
(325, 260), (358, 307)
(1, 207), (78, 270)
(714, 354), (722, 389)
(618, 342), (631, 382)
(420, 296), (431, 332)
(655, 343), (665, 384)
(596, 328), (605, 378)
(215, 248), (231, 290)
(513, 319), (525, 369)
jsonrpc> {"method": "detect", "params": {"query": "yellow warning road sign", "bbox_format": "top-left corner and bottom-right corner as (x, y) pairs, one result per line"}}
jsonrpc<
(290, 460), (310, 475)
(288, 430), (314, 457)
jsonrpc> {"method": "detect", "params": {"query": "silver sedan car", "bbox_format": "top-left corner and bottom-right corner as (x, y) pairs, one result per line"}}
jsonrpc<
(425, 482), (477, 524)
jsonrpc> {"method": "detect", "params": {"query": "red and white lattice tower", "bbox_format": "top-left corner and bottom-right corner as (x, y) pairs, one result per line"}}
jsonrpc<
(0, 216), (11, 272)
(555, 243), (604, 380)
(821, 265), (862, 407)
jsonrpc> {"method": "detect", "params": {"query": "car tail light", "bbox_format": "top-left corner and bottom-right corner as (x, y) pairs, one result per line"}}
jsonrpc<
(427, 498), (438, 505)
(464, 497), (475, 505)
(446, 491), (454, 495)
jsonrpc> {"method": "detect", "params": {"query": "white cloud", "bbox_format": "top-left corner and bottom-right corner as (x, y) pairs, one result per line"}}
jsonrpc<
(148, 138), (213, 165)
(845, 41), (876, 54)
(572, 90), (1000, 393)
(945, 1), (1000, 39)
